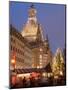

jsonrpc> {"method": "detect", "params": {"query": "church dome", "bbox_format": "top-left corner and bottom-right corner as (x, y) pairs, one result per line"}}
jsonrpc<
(21, 4), (44, 42)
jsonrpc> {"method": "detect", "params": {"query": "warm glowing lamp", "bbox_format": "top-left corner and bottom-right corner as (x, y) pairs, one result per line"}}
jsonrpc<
(11, 59), (15, 64)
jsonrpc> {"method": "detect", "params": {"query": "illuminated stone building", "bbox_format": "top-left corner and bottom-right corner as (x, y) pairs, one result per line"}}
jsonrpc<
(10, 25), (33, 70)
(10, 4), (52, 71)
(21, 5), (52, 68)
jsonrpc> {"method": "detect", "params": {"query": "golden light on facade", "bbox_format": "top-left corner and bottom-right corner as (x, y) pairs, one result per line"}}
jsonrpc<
(39, 58), (42, 64)
(37, 66), (40, 69)
(28, 7), (37, 17)
(32, 64), (34, 68)
(50, 73), (53, 76)
(48, 73), (51, 77)
(39, 55), (42, 59)
(54, 76), (58, 79)
(42, 72), (48, 77)
(42, 73), (46, 77)
(21, 23), (38, 39)
(60, 71), (63, 76)
(40, 48), (43, 52)
(40, 65), (42, 68)
(40, 62), (42, 65)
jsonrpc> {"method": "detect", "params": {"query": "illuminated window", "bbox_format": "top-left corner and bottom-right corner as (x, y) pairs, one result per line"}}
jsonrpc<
(40, 48), (43, 51)
(37, 66), (40, 69)
(40, 59), (42, 62)
(39, 55), (42, 59)
(40, 65), (42, 68)
(40, 62), (42, 65)
(42, 73), (47, 77)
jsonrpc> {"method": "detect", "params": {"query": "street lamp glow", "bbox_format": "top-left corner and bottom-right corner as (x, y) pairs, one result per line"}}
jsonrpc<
(11, 59), (15, 64)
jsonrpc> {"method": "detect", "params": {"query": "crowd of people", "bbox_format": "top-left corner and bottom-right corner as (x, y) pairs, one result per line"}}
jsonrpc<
(11, 75), (54, 88)
(10, 73), (65, 88)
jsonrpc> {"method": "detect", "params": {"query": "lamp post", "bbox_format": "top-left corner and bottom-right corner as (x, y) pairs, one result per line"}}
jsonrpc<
(11, 53), (16, 72)
(11, 55), (16, 86)
(11, 59), (16, 71)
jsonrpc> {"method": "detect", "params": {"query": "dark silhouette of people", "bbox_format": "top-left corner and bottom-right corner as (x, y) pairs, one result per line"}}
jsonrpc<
(22, 77), (27, 87)
(30, 76), (36, 87)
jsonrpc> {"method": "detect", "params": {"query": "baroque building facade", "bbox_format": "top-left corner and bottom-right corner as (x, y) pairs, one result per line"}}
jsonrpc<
(21, 5), (52, 69)
(10, 25), (33, 70)
(10, 4), (52, 71)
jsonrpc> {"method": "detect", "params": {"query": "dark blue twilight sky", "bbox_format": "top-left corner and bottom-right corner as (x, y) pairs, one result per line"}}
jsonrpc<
(9, 1), (66, 53)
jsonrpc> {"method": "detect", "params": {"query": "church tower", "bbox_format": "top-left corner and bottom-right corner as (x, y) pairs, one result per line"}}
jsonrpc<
(21, 4), (44, 42)
(21, 4), (52, 69)
(28, 4), (37, 24)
